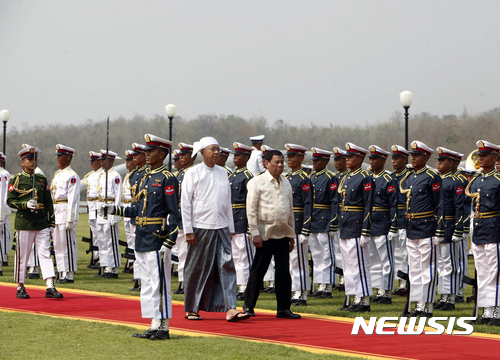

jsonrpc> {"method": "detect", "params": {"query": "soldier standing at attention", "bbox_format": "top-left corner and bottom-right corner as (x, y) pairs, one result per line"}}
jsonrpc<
(309, 147), (338, 299)
(105, 134), (179, 340)
(338, 143), (373, 312)
(400, 141), (444, 317)
(83, 151), (102, 269)
(7, 145), (63, 299)
(173, 149), (182, 174)
(51, 145), (80, 284)
(284, 144), (313, 306)
(121, 150), (136, 274)
(247, 135), (265, 176)
(229, 142), (254, 300)
(0, 152), (12, 273)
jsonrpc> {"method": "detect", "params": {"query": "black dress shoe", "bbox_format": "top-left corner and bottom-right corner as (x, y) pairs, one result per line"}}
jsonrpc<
(26, 273), (40, 279)
(455, 295), (464, 303)
(349, 305), (370, 312)
(372, 296), (383, 303)
(487, 318), (500, 326)
(103, 273), (118, 279)
(45, 287), (63, 298)
(434, 301), (445, 309)
(56, 278), (68, 284)
(265, 287), (276, 294)
(130, 286), (141, 292)
(173, 289), (184, 294)
(132, 329), (158, 339)
(2, 261), (7, 267)
(439, 303), (455, 311)
(393, 288), (404, 296)
(150, 330), (170, 340)
(419, 312), (433, 318)
(378, 297), (392, 305)
(243, 305), (255, 317)
(467, 317), (492, 325)
(16, 288), (30, 299)
(291, 300), (307, 306)
(318, 292), (332, 299)
(276, 309), (301, 319)
(408, 310), (422, 317)
(0, 270), (3, 276)
(311, 290), (324, 297)
(65, 279), (74, 284)
(347, 303), (360, 311)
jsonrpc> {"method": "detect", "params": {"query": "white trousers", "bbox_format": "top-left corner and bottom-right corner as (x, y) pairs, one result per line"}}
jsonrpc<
(472, 242), (500, 307)
(129, 223), (140, 279)
(88, 219), (99, 258)
(458, 237), (468, 288)
(15, 229), (55, 283)
(437, 242), (460, 295)
(407, 237), (438, 303)
(264, 257), (275, 281)
(0, 218), (12, 260)
(53, 225), (78, 273)
(96, 222), (121, 268)
(231, 233), (254, 286)
(369, 235), (395, 291)
(310, 232), (335, 284)
(394, 229), (408, 275)
(289, 234), (310, 291)
(136, 250), (172, 319)
(177, 230), (187, 282)
(340, 238), (372, 297)
(27, 242), (40, 267)
(333, 231), (342, 269)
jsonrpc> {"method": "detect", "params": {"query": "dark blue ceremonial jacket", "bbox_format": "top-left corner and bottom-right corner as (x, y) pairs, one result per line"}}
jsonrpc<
(469, 169), (500, 245)
(230, 167), (254, 234)
(310, 168), (338, 233)
(455, 171), (472, 234)
(286, 168), (313, 235)
(339, 168), (373, 239)
(441, 172), (465, 243)
(128, 164), (150, 226)
(371, 170), (398, 236)
(114, 165), (179, 251)
(392, 167), (409, 231)
(400, 166), (444, 240)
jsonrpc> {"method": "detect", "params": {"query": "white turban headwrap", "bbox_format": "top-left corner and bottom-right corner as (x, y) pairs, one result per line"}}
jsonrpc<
(192, 136), (219, 158)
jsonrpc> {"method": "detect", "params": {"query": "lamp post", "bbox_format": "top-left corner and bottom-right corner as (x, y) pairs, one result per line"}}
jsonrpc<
(0, 109), (10, 166)
(399, 91), (413, 150)
(165, 104), (177, 171)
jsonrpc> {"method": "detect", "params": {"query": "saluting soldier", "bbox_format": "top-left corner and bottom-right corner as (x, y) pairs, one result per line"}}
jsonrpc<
(217, 146), (233, 175)
(0, 152), (12, 273)
(7, 145), (62, 299)
(338, 143), (374, 312)
(284, 143), (313, 306)
(51, 145), (80, 284)
(309, 147), (338, 299)
(390, 145), (410, 295)
(466, 140), (500, 325)
(400, 141), (444, 317)
(367, 145), (397, 304)
(122, 150), (136, 274)
(96, 150), (122, 278)
(229, 142), (254, 300)
(104, 134), (180, 340)
(247, 135), (265, 176)
(173, 149), (182, 174)
(83, 151), (102, 268)
(434, 147), (464, 311)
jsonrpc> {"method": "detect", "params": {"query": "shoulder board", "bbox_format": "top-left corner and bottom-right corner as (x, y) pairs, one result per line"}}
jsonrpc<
(162, 170), (173, 178)
(494, 174), (500, 181)
(426, 169), (436, 178)
(383, 174), (392, 182)
(326, 170), (334, 179)
(244, 170), (254, 179)
(145, 167), (151, 174)
(36, 173), (47, 180)
(360, 170), (368, 177)
(12, 173), (21, 178)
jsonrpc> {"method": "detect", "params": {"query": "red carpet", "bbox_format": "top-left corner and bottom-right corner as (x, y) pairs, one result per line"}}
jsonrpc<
(1, 282), (499, 360)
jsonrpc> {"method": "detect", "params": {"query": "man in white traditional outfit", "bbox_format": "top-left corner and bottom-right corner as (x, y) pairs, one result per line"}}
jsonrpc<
(181, 136), (250, 322)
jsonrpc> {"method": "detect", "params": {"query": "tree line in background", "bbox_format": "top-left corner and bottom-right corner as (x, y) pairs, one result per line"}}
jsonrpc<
(4, 106), (499, 181)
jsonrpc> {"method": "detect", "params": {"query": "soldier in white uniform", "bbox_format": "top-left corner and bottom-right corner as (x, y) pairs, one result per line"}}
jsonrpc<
(96, 150), (122, 278)
(122, 150), (136, 273)
(247, 135), (265, 176)
(83, 151), (102, 268)
(0, 152), (12, 274)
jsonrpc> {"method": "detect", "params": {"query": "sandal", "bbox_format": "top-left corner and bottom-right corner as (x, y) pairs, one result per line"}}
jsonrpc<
(184, 313), (202, 320)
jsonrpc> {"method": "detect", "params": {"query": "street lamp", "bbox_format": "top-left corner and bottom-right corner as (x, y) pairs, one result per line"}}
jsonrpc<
(399, 91), (413, 151)
(165, 104), (177, 171)
(0, 109), (10, 165)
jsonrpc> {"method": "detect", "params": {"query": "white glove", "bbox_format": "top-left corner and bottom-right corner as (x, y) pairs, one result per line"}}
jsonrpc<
(66, 221), (75, 231)
(452, 235), (462, 242)
(328, 231), (337, 238)
(159, 245), (171, 257)
(27, 199), (37, 210)
(462, 234), (469, 242)
(246, 233), (253, 241)
(49, 227), (54, 236)
(388, 232), (398, 241)
(110, 217), (121, 226)
(433, 237), (444, 245)
(360, 235), (371, 246)
(98, 204), (114, 216)
(298, 234), (309, 244)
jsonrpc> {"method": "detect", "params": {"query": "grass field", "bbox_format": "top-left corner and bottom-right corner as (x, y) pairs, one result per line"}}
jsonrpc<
(0, 213), (497, 359)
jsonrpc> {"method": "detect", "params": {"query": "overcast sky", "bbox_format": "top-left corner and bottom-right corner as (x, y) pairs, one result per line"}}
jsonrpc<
(1, 0), (499, 129)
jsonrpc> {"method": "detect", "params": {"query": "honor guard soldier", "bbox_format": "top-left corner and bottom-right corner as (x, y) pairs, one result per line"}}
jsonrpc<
(122, 150), (136, 274)
(466, 141), (500, 325)
(217, 146), (233, 175)
(367, 145), (397, 304)
(8, 146), (63, 299)
(96, 150), (122, 278)
(338, 143), (374, 312)
(175, 142), (196, 293)
(400, 141), (444, 317)
(434, 147), (464, 311)
(104, 134), (180, 340)
(284, 144), (313, 305)
(51, 145), (80, 284)
(390, 145), (410, 294)
(0, 152), (12, 273)
(173, 149), (182, 174)
(309, 147), (338, 299)
(332, 147), (349, 288)
(248, 135), (265, 176)
(83, 151), (102, 268)
(230, 142), (255, 300)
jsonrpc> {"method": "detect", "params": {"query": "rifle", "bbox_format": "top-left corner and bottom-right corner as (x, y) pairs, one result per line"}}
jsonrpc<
(31, 135), (37, 212)
(334, 267), (350, 310)
(397, 270), (411, 316)
(104, 116), (109, 219)
(463, 269), (478, 318)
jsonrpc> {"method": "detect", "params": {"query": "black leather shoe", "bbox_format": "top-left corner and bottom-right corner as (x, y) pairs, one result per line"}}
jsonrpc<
(434, 301), (445, 309)
(2, 261), (7, 267)
(103, 273), (118, 279)
(419, 312), (432, 318)
(487, 318), (500, 326)
(132, 329), (158, 339)
(372, 295), (383, 303)
(243, 305), (255, 317)
(349, 305), (370, 312)
(311, 290), (324, 297)
(291, 300), (307, 306)
(439, 303), (455, 311)
(467, 317), (492, 325)
(130, 286), (141, 292)
(45, 287), (63, 298)
(26, 273), (40, 279)
(318, 292), (332, 299)
(173, 289), (184, 294)
(265, 287), (276, 294)
(56, 278), (68, 284)
(0, 270), (3, 276)
(276, 309), (301, 319)
(455, 295), (464, 303)
(378, 297), (392, 305)
(409, 310), (422, 317)
(150, 330), (170, 340)
(16, 287), (30, 299)
(393, 288), (405, 296)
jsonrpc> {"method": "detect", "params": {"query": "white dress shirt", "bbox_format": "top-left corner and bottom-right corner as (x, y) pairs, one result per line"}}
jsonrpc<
(247, 147), (265, 176)
(51, 166), (81, 225)
(181, 162), (235, 234)
(246, 170), (295, 240)
(96, 167), (122, 225)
